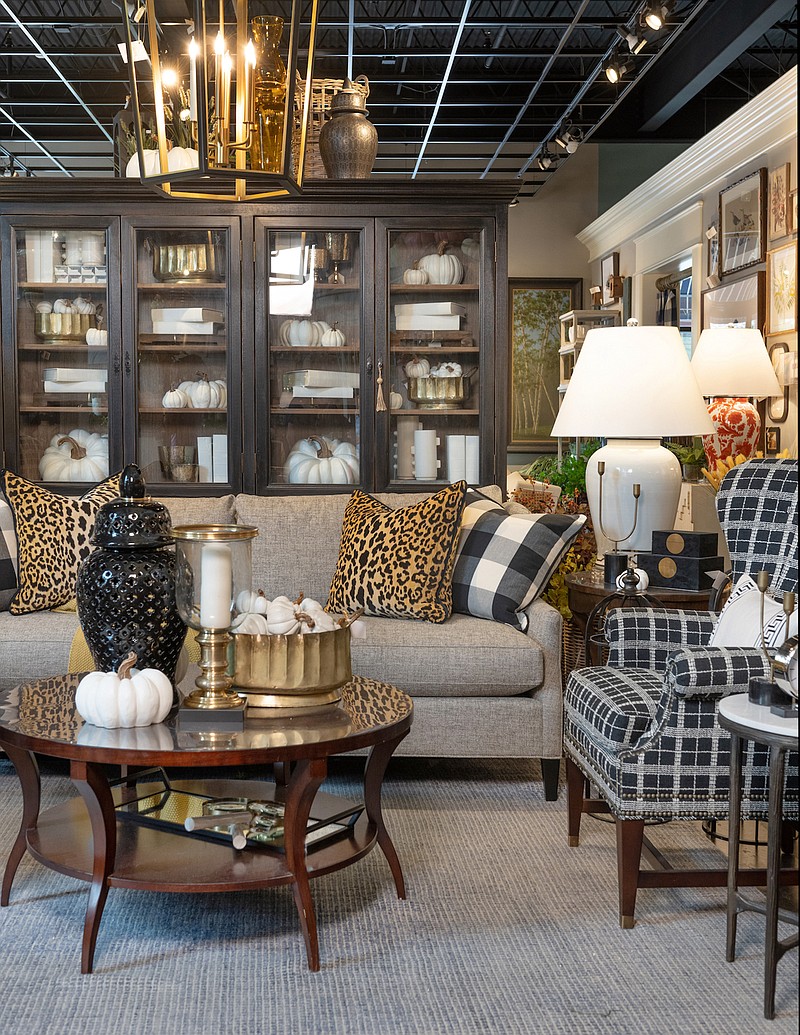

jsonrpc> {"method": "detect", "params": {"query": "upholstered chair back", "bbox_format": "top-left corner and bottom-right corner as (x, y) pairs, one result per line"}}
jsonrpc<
(715, 459), (798, 594)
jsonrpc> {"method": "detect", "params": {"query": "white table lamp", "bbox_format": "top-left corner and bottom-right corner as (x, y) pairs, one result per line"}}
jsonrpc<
(551, 324), (714, 558)
(690, 328), (781, 467)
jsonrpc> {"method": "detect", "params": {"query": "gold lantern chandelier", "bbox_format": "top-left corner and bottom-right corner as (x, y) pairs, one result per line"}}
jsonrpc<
(121, 1), (318, 201)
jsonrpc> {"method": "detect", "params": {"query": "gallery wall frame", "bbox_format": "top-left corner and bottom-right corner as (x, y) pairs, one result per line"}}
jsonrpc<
(719, 168), (767, 278)
(766, 335), (793, 425)
(768, 163), (791, 241)
(766, 239), (797, 335)
(600, 251), (620, 305)
(701, 269), (765, 331)
(508, 278), (582, 450)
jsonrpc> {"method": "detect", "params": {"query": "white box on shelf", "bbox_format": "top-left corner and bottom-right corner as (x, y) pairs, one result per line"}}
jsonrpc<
(43, 368), (108, 382)
(212, 434), (228, 483)
(152, 320), (221, 335)
(465, 436), (480, 483)
(150, 307), (224, 323)
(446, 435), (466, 481)
(282, 369), (360, 389)
(196, 436), (213, 482)
(395, 416), (422, 479)
(395, 314), (462, 331)
(43, 380), (106, 393)
(394, 301), (467, 317)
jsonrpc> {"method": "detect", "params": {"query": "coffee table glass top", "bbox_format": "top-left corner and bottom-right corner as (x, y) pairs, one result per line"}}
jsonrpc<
(0, 673), (412, 758)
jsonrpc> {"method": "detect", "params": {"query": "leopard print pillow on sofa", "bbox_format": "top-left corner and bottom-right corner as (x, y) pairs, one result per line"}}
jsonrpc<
(327, 481), (467, 623)
(1, 470), (120, 615)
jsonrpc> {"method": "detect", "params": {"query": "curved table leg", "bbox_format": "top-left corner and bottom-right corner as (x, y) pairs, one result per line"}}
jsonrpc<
(364, 729), (409, 899)
(283, 757), (327, 972)
(1, 745), (40, 906)
(71, 759), (117, 975)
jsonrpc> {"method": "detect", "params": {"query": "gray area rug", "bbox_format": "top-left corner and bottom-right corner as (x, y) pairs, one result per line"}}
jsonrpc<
(0, 756), (796, 1035)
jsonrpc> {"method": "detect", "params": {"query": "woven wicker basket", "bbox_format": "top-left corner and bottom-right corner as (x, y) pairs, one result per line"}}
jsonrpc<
(561, 619), (586, 689)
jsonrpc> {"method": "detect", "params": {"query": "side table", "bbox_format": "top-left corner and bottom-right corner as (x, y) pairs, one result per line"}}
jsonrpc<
(718, 694), (799, 1020)
(565, 568), (713, 667)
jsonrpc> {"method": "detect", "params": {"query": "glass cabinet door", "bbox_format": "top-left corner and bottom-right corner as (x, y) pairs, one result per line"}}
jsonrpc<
(128, 222), (240, 491)
(5, 220), (119, 485)
(255, 222), (369, 490)
(384, 226), (488, 487)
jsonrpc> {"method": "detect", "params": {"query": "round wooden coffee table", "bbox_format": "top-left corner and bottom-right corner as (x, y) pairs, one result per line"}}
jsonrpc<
(0, 674), (412, 974)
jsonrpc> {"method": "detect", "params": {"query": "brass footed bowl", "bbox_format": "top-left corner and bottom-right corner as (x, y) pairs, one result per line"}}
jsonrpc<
(407, 375), (467, 408)
(231, 625), (352, 710)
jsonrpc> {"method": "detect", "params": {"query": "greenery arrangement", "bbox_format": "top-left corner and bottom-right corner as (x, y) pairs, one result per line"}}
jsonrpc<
(665, 438), (707, 467)
(518, 439), (600, 498)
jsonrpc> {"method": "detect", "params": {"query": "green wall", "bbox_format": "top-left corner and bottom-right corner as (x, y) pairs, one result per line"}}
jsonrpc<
(597, 142), (690, 213)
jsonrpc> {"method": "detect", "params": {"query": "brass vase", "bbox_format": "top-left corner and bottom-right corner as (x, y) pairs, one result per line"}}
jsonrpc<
(318, 78), (378, 179)
(250, 15), (287, 173)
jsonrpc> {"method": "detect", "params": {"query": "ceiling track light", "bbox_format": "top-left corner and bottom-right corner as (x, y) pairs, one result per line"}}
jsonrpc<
(617, 26), (647, 54)
(537, 149), (556, 171)
(555, 126), (582, 154)
(642, 2), (674, 32)
(604, 53), (635, 84)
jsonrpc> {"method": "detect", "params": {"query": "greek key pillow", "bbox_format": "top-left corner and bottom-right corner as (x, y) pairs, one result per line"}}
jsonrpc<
(452, 488), (586, 631)
(326, 481), (468, 623)
(709, 573), (798, 649)
(1, 470), (120, 615)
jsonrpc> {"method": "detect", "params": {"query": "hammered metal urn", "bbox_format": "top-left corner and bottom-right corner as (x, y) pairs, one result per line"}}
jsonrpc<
(76, 464), (186, 688)
(318, 77), (378, 179)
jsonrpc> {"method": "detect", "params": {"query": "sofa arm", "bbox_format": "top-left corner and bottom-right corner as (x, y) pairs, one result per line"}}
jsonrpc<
(520, 596), (564, 759)
(665, 646), (770, 699)
(605, 608), (717, 671)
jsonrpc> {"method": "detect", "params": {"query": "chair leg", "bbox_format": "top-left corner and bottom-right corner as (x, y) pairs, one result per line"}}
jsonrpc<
(565, 756), (585, 847)
(616, 818), (645, 929)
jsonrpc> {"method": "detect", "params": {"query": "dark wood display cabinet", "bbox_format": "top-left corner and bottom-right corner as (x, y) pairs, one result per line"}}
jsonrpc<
(1, 180), (514, 496)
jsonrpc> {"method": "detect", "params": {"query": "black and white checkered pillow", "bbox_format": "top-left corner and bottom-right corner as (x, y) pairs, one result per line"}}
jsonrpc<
(452, 489), (586, 631)
(0, 496), (18, 611)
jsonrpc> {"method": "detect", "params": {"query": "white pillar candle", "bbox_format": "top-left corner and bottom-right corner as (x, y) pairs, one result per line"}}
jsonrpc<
(413, 429), (439, 481)
(465, 435), (480, 483)
(188, 37), (199, 122)
(446, 435), (466, 481)
(199, 542), (233, 629)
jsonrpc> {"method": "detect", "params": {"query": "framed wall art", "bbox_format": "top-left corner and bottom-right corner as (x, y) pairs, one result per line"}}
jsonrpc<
(719, 168), (767, 277)
(600, 252), (620, 305)
(766, 240), (797, 335)
(701, 269), (765, 331)
(765, 427), (781, 455)
(768, 163), (791, 241)
(766, 335), (793, 425)
(508, 278), (582, 449)
(706, 221), (719, 281)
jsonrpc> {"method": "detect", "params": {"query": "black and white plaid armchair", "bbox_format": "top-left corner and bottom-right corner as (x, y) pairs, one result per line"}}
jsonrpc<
(563, 459), (798, 927)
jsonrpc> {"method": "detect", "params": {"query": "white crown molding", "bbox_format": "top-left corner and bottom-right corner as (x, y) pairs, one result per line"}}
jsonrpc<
(578, 67), (797, 261)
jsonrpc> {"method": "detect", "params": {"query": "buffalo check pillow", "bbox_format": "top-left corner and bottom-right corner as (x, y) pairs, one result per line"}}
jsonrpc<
(0, 495), (17, 611)
(452, 489), (586, 631)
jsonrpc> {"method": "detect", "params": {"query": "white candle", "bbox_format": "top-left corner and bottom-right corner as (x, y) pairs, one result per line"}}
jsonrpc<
(199, 542), (233, 629)
(244, 39), (256, 124)
(188, 37), (199, 122)
(214, 31), (225, 128)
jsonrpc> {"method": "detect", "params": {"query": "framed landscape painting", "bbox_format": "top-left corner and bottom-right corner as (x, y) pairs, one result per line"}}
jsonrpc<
(508, 278), (582, 449)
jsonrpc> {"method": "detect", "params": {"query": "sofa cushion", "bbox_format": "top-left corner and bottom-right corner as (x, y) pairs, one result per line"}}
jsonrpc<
(1, 470), (120, 615)
(0, 608), (79, 691)
(452, 490), (586, 632)
(351, 612), (544, 697)
(327, 482), (467, 623)
(160, 494), (236, 529)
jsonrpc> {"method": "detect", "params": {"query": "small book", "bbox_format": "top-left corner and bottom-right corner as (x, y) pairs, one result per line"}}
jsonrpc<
(43, 367), (107, 382)
(283, 369), (360, 389)
(394, 301), (466, 317)
(212, 434), (228, 484)
(44, 380), (106, 393)
(150, 307), (224, 323)
(152, 320), (221, 335)
(196, 436), (213, 482)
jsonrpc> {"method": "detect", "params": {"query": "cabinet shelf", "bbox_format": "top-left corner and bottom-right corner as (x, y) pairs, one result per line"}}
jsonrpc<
(390, 284), (478, 292)
(18, 342), (108, 352)
(20, 403), (107, 413)
(19, 282), (106, 292)
(390, 345), (478, 354)
(396, 408), (480, 416)
(137, 282), (225, 291)
(141, 407), (227, 415)
(390, 331), (474, 345)
(269, 345), (360, 353)
(271, 406), (358, 416)
(138, 338), (227, 349)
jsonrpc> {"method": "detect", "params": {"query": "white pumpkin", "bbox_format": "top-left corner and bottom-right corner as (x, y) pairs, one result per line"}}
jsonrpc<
(86, 327), (108, 347)
(236, 588), (269, 614)
(36, 301), (53, 314)
(430, 361), (462, 377)
(279, 319), (293, 345)
(125, 149), (162, 178)
(312, 321), (331, 343)
(284, 436), (360, 485)
(287, 319), (314, 347)
(167, 146), (200, 172)
(299, 608), (339, 634)
(402, 264), (428, 285)
(404, 356), (431, 378)
(231, 611), (270, 635)
(75, 652), (174, 729)
(389, 385), (404, 410)
(162, 384), (188, 408)
(417, 241), (464, 285)
(184, 373), (222, 409)
(460, 237), (480, 259)
(53, 298), (73, 314)
(213, 379), (228, 408)
(39, 429), (109, 482)
(320, 323), (346, 348)
(72, 297), (96, 315)
(266, 595), (302, 635)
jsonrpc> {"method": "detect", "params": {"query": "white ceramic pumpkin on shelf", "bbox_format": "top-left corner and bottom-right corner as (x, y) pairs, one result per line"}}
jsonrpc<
(284, 435), (360, 485)
(404, 355), (431, 378)
(389, 385), (404, 409)
(75, 652), (174, 729)
(167, 146), (200, 172)
(183, 373), (223, 409)
(162, 384), (188, 409)
(85, 327), (108, 347)
(460, 237), (480, 260)
(72, 297), (96, 315)
(235, 588), (269, 615)
(287, 319), (314, 347)
(312, 320), (331, 343)
(53, 298), (73, 314)
(231, 611), (270, 635)
(417, 240), (464, 285)
(402, 263), (428, 285)
(38, 429), (109, 482)
(320, 323), (346, 348)
(266, 595), (302, 635)
(430, 361), (462, 377)
(213, 379), (227, 408)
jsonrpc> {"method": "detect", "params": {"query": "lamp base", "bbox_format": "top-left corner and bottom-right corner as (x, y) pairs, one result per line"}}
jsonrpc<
(702, 397), (760, 469)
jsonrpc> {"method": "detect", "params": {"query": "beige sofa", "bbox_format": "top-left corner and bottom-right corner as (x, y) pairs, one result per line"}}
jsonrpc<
(0, 488), (564, 798)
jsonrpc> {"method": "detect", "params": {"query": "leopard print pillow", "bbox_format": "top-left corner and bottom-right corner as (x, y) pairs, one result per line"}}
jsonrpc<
(327, 481), (468, 623)
(1, 470), (120, 615)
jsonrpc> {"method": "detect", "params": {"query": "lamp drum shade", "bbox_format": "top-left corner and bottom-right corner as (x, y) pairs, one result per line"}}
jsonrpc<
(550, 326), (714, 439)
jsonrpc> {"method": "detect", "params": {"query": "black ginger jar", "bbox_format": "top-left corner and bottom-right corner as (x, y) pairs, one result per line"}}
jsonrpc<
(76, 464), (187, 688)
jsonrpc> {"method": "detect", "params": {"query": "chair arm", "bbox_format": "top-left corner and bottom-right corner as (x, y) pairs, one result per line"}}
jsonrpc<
(665, 647), (771, 699)
(605, 608), (717, 671)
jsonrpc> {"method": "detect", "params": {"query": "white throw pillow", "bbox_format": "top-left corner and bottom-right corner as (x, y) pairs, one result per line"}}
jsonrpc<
(709, 574), (798, 649)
